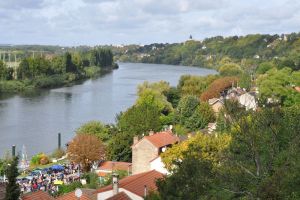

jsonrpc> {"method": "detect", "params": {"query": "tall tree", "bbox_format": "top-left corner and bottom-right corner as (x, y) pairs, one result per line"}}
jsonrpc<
(64, 52), (77, 73)
(5, 156), (20, 200)
(17, 58), (31, 79)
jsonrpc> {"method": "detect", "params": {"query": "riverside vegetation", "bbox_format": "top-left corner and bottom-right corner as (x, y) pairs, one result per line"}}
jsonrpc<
(0, 48), (118, 94)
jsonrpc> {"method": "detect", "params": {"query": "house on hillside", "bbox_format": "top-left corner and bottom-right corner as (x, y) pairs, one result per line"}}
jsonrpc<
(239, 92), (257, 110)
(207, 122), (217, 134)
(96, 161), (132, 181)
(208, 98), (224, 114)
(225, 87), (246, 100)
(96, 170), (163, 200)
(132, 131), (179, 175)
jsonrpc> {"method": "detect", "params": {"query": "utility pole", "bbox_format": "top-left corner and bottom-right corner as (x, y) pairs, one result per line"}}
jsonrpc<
(58, 133), (61, 149)
(12, 145), (16, 157)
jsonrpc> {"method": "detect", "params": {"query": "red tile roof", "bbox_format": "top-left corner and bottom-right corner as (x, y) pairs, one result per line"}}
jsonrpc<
(0, 183), (6, 200)
(96, 170), (164, 197)
(106, 192), (131, 200)
(57, 189), (96, 200)
(99, 161), (132, 172)
(133, 131), (179, 148)
(21, 191), (54, 200)
(98, 172), (108, 177)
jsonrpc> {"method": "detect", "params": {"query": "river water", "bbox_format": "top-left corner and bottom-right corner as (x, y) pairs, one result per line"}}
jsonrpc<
(0, 63), (217, 157)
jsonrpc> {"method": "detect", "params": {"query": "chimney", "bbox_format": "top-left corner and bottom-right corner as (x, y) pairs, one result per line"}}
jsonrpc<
(133, 136), (139, 144)
(149, 130), (154, 136)
(144, 185), (148, 197)
(112, 173), (119, 195)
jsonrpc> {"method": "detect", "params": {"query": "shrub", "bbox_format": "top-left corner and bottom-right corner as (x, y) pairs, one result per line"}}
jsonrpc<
(52, 148), (65, 159)
(39, 155), (49, 165)
(33, 75), (65, 88)
(84, 66), (101, 78)
(82, 172), (100, 189)
(0, 80), (26, 93)
(219, 63), (243, 76)
(30, 153), (50, 166)
(57, 181), (82, 196)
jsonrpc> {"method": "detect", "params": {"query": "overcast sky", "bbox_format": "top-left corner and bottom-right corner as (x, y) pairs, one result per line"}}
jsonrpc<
(1, 0), (300, 46)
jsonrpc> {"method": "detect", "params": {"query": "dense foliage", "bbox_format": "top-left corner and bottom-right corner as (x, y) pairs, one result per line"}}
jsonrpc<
(30, 153), (50, 166)
(0, 48), (116, 94)
(117, 33), (300, 71)
(76, 121), (110, 143)
(256, 67), (300, 106)
(5, 157), (20, 200)
(153, 103), (300, 199)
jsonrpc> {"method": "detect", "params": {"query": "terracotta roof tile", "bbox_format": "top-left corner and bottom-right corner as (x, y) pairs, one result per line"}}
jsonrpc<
(106, 192), (131, 200)
(96, 170), (163, 197)
(98, 172), (108, 177)
(57, 189), (96, 200)
(0, 183), (6, 200)
(98, 161), (132, 171)
(134, 131), (179, 148)
(22, 191), (54, 200)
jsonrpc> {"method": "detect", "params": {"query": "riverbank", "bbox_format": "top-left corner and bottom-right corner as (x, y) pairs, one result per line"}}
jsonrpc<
(0, 64), (119, 95)
(0, 63), (217, 157)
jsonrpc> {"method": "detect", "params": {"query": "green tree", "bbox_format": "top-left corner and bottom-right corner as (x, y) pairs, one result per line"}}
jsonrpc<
(178, 75), (217, 97)
(219, 63), (243, 76)
(76, 121), (110, 143)
(256, 61), (275, 74)
(17, 58), (31, 79)
(185, 102), (216, 130)
(64, 52), (77, 73)
(156, 157), (216, 200)
(257, 67), (300, 106)
(0, 61), (8, 80)
(5, 156), (20, 200)
(108, 103), (162, 162)
(165, 87), (180, 108)
(118, 103), (162, 136)
(106, 131), (133, 162)
(176, 95), (199, 124)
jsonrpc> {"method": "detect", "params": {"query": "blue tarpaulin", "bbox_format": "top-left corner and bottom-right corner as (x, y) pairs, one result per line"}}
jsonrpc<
(50, 165), (64, 171)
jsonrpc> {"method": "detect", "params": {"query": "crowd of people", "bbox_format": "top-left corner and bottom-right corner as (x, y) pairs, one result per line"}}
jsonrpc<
(18, 163), (82, 195)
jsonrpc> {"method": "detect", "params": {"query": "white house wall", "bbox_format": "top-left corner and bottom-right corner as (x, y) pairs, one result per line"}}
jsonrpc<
(150, 157), (169, 175)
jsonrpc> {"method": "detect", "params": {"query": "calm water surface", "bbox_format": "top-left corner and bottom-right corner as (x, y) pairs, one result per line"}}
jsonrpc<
(0, 63), (217, 156)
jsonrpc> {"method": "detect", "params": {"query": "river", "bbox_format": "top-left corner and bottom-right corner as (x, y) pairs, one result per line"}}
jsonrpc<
(0, 63), (217, 157)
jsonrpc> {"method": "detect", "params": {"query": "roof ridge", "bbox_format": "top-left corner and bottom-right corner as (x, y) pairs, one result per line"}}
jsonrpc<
(121, 170), (157, 188)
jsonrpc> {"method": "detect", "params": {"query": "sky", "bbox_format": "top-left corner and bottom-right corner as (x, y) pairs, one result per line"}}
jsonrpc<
(0, 0), (300, 46)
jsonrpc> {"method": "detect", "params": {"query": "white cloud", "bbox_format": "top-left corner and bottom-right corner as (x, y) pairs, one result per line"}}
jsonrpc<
(0, 0), (299, 45)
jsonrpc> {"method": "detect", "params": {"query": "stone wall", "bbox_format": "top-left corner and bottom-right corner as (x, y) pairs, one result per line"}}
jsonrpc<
(132, 139), (158, 174)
